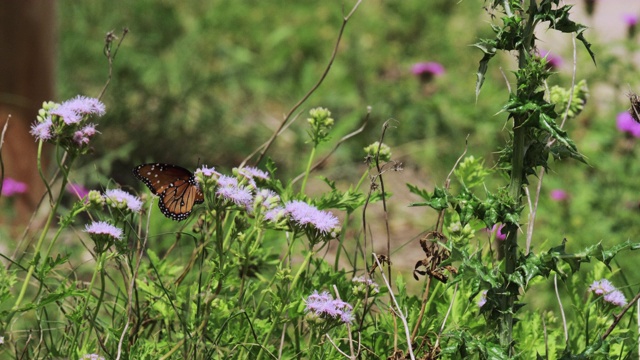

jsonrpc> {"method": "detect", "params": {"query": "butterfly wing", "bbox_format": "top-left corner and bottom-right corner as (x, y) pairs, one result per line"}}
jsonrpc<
(133, 163), (204, 221)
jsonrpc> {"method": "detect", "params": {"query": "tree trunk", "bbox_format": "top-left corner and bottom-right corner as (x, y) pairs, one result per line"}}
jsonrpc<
(0, 1), (56, 227)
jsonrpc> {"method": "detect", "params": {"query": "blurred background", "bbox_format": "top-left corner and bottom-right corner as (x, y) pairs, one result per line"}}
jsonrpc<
(2, 0), (640, 293)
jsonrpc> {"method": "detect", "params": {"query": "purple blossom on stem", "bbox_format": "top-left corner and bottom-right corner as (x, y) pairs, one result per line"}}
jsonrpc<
(285, 200), (340, 235)
(217, 174), (238, 188)
(195, 165), (219, 178)
(488, 224), (507, 241)
(538, 49), (563, 70)
(29, 117), (53, 141)
(237, 166), (269, 181)
(616, 112), (640, 138)
(305, 290), (353, 325)
(589, 279), (616, 295)
(550, 189), (568, 201)
(51, 96), (105, 125)
(253, 188), (280, 212)
(61, 95), (106, 117)
(604, 290), (628, 306)
(589, 279), (627, 306)
(623, 14), (639, 27)
(411, 62), (445, 77)
(264, 206), (285, 223)
(73, 130), (90, 145)
(52, 106), (82, 125)
(1, 177), (28, 196)
(84, 221), (123, 240)
(104, 189), (142, 213)
(216, 175), (254, 208)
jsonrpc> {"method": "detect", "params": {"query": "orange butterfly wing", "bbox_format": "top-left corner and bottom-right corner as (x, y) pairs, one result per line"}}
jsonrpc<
(133, 163), (204, 221)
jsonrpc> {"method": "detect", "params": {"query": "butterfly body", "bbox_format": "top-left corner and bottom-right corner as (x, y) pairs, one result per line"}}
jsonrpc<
(133, 163), (204, 221)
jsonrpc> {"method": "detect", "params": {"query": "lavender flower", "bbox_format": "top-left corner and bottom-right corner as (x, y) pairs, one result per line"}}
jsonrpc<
(104, 189), (142, 213)
(550, 189), (568, 201)
(29, 117), (53, 141)
(1, 177), (28, 196)
(195, 165), (219, 178)
(264, 206), (286, 223)
(589, 279), (616, 295)
(411, 62), (445, 77)
(604, 290), (628, 307)
(195, 165), (220, 188)
(84, 221), (123, 240)
(305, 290), (354, 326)
(589, 279), (627, 307)
(60, 95), (106, 117)
(30, 96), (105, 152)
(237, 166), (269, 181)
(616, 112), (640, 138)
(253, 189), (281, 213)
(216, 175), (254, 208)
(285, 200), (340, 235)
(51, 106), (82, 125)
(217, 174), (238, 188)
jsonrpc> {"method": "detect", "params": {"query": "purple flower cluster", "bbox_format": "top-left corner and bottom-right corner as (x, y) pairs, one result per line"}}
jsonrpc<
(616, 112), (640, 138)
(237, 166), (269, 181)
(284, 200), (340, 235)
(253, 188), (280, 213)
(84, 221), (123, 240)
(305, 290), (354, 325)
(589, 279), (627, 307)
(51, 96), (105, 124)
(104, 189), (142, 213)
(2, 177), (27, 197)
(29, 96), (105, 150)
(215, 175), (254, 208)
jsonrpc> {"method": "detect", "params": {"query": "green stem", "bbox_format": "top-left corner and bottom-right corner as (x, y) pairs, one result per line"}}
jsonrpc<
(13, 173), (71, 311)
(333, 212), (351, 271)
(300, 146), (317, 194)
(256, 250), (315, 360)
(498, 1), (537, 352)
(70, 251), (107, 354)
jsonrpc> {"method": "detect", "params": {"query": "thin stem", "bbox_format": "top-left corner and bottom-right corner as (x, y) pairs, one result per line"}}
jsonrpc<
(300, 146), (317, 194)
(373, 253), (415, 360)
(256, 250), (315, 360)
(70, 251), (107, 354)
(248, 0), (363, 166)
(12, 172), (70, 311)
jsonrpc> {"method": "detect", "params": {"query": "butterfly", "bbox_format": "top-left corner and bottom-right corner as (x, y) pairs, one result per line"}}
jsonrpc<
(133, 163), (204, 221)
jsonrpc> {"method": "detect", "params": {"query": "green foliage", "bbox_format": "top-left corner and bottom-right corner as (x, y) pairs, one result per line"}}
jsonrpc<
(3, 0), (640, 359)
